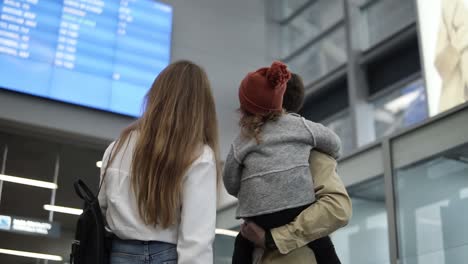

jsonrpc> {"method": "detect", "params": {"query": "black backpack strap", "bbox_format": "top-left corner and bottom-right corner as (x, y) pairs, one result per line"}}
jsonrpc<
(74, 180), (96, 203)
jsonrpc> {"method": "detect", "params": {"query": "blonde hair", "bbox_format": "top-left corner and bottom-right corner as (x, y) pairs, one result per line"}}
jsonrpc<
(107, 60), (220, 228)
(239, 109), (283, 144)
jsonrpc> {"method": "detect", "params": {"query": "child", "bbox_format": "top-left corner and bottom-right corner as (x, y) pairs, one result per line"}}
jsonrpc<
(223, 61), (342, 264)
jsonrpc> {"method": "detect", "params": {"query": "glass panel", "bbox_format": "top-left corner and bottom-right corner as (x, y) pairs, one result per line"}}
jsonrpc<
(322, 111), (354, 156)
(280, 0), (344, 57)
(214, 233), (236, 264)
(358, 0), (416, 50)
(270, 0), (310, 21)
(333, 176), (391, 264)
(288, 26), (347, 85)
(395, 144), (468, 264)
(372, 79), (428, 139)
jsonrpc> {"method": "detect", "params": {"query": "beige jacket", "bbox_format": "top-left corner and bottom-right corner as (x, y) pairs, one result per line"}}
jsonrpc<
(259, 151), (352, 264)
(436, 0), (468, 112)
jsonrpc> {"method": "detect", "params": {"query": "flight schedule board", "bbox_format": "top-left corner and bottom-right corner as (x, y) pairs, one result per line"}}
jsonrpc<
(0, 0), (172, 116)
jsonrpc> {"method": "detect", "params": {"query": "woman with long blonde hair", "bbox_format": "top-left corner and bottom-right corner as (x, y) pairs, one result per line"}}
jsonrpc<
(98, 60), (220, 264)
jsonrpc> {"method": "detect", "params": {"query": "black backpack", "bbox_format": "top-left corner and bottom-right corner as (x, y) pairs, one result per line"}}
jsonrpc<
(70, 179), (112, 264)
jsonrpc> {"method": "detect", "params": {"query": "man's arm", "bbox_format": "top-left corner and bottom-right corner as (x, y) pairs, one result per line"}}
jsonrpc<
(270, 151), (352, 254)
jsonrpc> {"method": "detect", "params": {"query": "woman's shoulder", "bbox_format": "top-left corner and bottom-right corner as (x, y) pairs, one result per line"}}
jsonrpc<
(193, 145), (215, 165)
(184, 145), (217, 180)
(103, 141), (117, 161)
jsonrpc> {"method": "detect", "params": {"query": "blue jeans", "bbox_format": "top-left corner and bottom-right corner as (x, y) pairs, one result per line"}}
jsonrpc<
(111, 239), (177, 264)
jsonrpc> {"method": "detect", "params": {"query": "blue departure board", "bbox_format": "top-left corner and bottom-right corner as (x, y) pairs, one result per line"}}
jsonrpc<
(0, 0), (172, 116)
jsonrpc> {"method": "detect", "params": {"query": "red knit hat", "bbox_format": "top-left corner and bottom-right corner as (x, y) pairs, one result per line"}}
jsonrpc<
(239, 61), (292, 115)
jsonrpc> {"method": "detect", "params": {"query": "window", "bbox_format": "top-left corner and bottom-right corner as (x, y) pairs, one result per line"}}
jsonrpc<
(333, 176), (391, 264)
(268, 0), (347, 85)
(372, 79), (428, 138)
(395, 144), (468, 263)
(269, 0), (310, 21)
(287, 26), (347, 86)
(280, 0), (344, 57)
(353, 0), (417, 50)
(301, 77), (353, 155)
(365, 36), (421, 96)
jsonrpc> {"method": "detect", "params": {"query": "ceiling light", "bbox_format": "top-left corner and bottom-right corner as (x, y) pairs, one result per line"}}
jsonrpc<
(0, 248), (63, 261)
(0, 174), (57, 189)
(96, 161), (102, 168)
(43, 205), (83, 216)
(215, 228), (238, 237)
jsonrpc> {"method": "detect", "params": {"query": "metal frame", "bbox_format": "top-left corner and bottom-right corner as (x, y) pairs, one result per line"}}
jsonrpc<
(304, 64), (347, 98)
(48, 154), (61, 222)
(359, 22), (418, 66)
(359, 0), (382, 11)
(366, 71), (422, 102)
(0, 144), (7, 205)
(275, 0), (318, 25)
(382, 139), (399, 264)
(344, 0), (374, 148)
(281, 19), (345, 63)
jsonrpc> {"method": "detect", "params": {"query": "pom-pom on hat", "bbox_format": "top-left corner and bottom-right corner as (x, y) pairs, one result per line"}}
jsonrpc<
(239, 61), (292, 115)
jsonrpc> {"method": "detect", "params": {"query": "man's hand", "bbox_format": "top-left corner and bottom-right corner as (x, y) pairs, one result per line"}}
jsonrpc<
(240, 221), (266, 248)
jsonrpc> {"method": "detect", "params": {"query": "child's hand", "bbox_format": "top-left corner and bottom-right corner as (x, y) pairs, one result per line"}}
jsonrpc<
(240, 221), (266, 248)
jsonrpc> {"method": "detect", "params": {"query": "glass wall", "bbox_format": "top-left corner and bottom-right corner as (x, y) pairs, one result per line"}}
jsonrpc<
(280, 0), (344, 57)
(268, 0), (424, 156)
(268, 0), (347, 86)
(269, 0), (310, 21)
(371, 78), (428, 139)
(395, 144), (468, 264)
(288, 26), (347, 86)
(333, 176), (391, 264)
(214, 234), (236, 264)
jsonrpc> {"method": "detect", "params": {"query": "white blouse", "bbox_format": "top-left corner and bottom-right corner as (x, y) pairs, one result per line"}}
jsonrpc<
(98, 134), (217, 264)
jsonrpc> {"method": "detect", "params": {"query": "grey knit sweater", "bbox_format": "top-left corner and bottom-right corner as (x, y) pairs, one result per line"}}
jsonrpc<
(223, 113), (341, 218)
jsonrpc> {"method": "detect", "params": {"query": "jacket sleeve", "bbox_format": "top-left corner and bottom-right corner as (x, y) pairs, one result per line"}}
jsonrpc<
(303, 118), (342, 159)
(270, 151), (352, 254)
(222, 145), (243, 197)
(177, 150), (217, 264)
